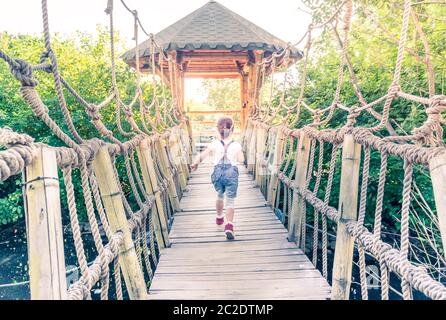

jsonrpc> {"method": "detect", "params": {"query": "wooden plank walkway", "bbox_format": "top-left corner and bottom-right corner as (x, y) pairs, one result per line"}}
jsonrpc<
(149, 163), (331, 300)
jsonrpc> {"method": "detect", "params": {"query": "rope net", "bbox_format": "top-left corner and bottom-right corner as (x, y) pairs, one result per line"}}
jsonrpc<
(1, 0), (446, 300)
(243, 0), (446, 300)
(0, 0), (192, 300)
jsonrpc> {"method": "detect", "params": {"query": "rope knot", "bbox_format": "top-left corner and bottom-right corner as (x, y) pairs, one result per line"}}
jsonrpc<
(411, 95), (446, 146)
(426, 95), (446, 115)
(105, 0), (113, 14)
(86, 104), (101, 120)
(10, 59), (38, 87)
(346, 106), (359, 128)
(389, 82), (400, 97)
(123, 107), (133, 117)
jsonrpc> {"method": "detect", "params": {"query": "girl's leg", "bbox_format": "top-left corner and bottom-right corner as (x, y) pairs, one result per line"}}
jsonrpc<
(225, 196), (235, 222)
(216, 192), (225, 225)
(216, 193), (224, 216)
(224, 196), (235, 239)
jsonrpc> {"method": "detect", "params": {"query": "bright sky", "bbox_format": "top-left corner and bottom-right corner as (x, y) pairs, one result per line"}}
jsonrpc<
(0, 0), (311, 46)
(0, 0), (311, 104)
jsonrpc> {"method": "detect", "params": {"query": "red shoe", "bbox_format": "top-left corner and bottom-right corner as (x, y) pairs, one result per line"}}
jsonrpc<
(216, 216), (225, 225)
(224, 223), (235, 240)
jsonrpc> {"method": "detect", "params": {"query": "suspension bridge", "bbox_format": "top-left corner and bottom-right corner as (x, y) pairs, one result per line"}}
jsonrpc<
(0, 0), (446, 300)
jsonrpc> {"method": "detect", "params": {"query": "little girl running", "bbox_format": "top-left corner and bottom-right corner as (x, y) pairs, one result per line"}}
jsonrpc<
(191, 117), (244, 240)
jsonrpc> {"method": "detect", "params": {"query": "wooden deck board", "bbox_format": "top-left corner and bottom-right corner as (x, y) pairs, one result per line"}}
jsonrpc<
(148, 164), (331, 300)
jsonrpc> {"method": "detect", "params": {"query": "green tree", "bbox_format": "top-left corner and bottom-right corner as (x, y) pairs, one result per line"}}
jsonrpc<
(0, 27), (159, 225)
(202, 78), (240, 110)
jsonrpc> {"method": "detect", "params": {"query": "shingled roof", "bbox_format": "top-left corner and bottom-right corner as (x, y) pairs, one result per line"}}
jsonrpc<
(121, 0), (302, 62)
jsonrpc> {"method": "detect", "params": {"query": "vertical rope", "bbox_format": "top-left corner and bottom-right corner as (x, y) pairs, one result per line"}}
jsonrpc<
(357, 147), (371, 300)
(401, 159), (413, 300)
(371, 0), (412, 131)
(312, 141), (324, 266)
(41, 0), (84, 144)
(322, 144), (340, 278)
(374, 152), (389, 300)
(301, 139), (316, 251)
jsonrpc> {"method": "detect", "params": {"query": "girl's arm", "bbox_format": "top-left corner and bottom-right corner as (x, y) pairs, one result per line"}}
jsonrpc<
(191, 147), (212, 171)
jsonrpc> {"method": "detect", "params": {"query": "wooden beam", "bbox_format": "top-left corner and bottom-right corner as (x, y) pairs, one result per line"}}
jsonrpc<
(24, 147), (67, 300)
(331, 134), (361, 300)
(184, 72), (241, 79)
(187, 110), (240, 115)
(92, 146), (148, 300)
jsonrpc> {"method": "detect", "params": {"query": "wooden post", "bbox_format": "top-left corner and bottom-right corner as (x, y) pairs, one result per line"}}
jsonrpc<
(240, 74), (249, 132)
(242, 118), (252, 154)
(248, 51), (264, 111)
(24, 147), (67, 300)
(247, 124), (257, 174)
(183, 120), (193, 165)
(136, 140), (170, 248)
(331, 134), (361, 300)
(169, 130), (187, 191)
(92, 146), (148, 300)
(181, 125), (191, 180)
(255, 127), (267, 186)
(267, 128), (285, 205)
(429, 153), (446, 259)
(154, 139), (181, 212)
(288, 132), (311, 245)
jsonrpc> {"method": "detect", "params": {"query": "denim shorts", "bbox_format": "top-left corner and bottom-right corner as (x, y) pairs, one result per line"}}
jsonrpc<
(211, 164), (239, 198)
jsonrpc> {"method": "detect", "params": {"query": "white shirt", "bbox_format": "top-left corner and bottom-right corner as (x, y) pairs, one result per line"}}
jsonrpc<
(208, 138), (242, 166)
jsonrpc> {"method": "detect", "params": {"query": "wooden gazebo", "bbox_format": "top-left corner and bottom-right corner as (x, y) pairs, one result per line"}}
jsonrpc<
(121, 0), (302, 130)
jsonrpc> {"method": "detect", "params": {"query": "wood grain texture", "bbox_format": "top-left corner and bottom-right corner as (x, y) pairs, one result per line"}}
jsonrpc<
(429, 153), (446, 259)
(148, 163), (330, 300)
(136, 139), (169, 248)
(92, 146), (149, 300)
(24, 147), (67, 300)
(331, 134), (361, 300)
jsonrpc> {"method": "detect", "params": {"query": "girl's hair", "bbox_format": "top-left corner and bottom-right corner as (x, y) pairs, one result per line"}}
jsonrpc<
(217, 117), (234, 139)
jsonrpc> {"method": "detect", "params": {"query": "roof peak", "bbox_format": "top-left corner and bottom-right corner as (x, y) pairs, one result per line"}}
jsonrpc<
(121, 0), (302, 62)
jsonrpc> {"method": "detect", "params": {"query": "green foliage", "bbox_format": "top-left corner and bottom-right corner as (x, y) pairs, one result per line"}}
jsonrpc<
(275, 1), (446, 238)
(0, 178), (22, 225)
(0, 27), (156, 224)
(202, 78), (240, 110)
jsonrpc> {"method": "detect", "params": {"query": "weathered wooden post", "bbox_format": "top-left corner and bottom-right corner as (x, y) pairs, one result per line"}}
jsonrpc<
(288, 132), (311, 246)
(242, 118), (253, 155)
(154, 138), (181, 212)
(331, 134), (361, 300)
(171, 129), (188, 191)
(429, 153), (446, 259)
(184, 119), (193, 164)
(136, 139), (170, 248)
(255, 126), (267, 186)
(240, 73), (249, 132)
(24, 147), (67, 300)
(267, 127), (285, 205)
(92, 146), (149, 300)
(247, 122), (257, 174)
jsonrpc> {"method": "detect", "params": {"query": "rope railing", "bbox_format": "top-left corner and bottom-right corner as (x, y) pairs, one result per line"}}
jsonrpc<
(1, 0), (446, 301)
(0, 0), (192, 300)
(242, 0), (446, 300)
